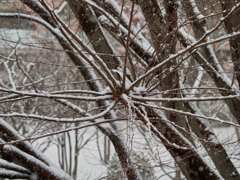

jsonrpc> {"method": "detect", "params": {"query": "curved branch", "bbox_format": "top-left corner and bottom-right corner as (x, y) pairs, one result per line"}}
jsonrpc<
(0, 102), (117, 123)
(0, 88), (113, 101)
(0, 159), (31, 174)
(0, 170), (30, 179)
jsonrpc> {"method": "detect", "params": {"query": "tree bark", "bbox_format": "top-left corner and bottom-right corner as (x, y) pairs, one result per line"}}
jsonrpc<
(221, 0), (240, 87)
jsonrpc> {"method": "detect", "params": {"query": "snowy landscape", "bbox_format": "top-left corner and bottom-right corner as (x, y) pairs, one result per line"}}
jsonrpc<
(0, 0), (240, 179)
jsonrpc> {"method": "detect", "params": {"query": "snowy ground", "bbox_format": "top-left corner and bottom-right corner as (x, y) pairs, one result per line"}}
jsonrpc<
(33, 124), (240, 180)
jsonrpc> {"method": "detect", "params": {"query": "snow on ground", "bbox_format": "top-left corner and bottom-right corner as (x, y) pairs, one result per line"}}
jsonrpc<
(32, 123), (240, 180)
